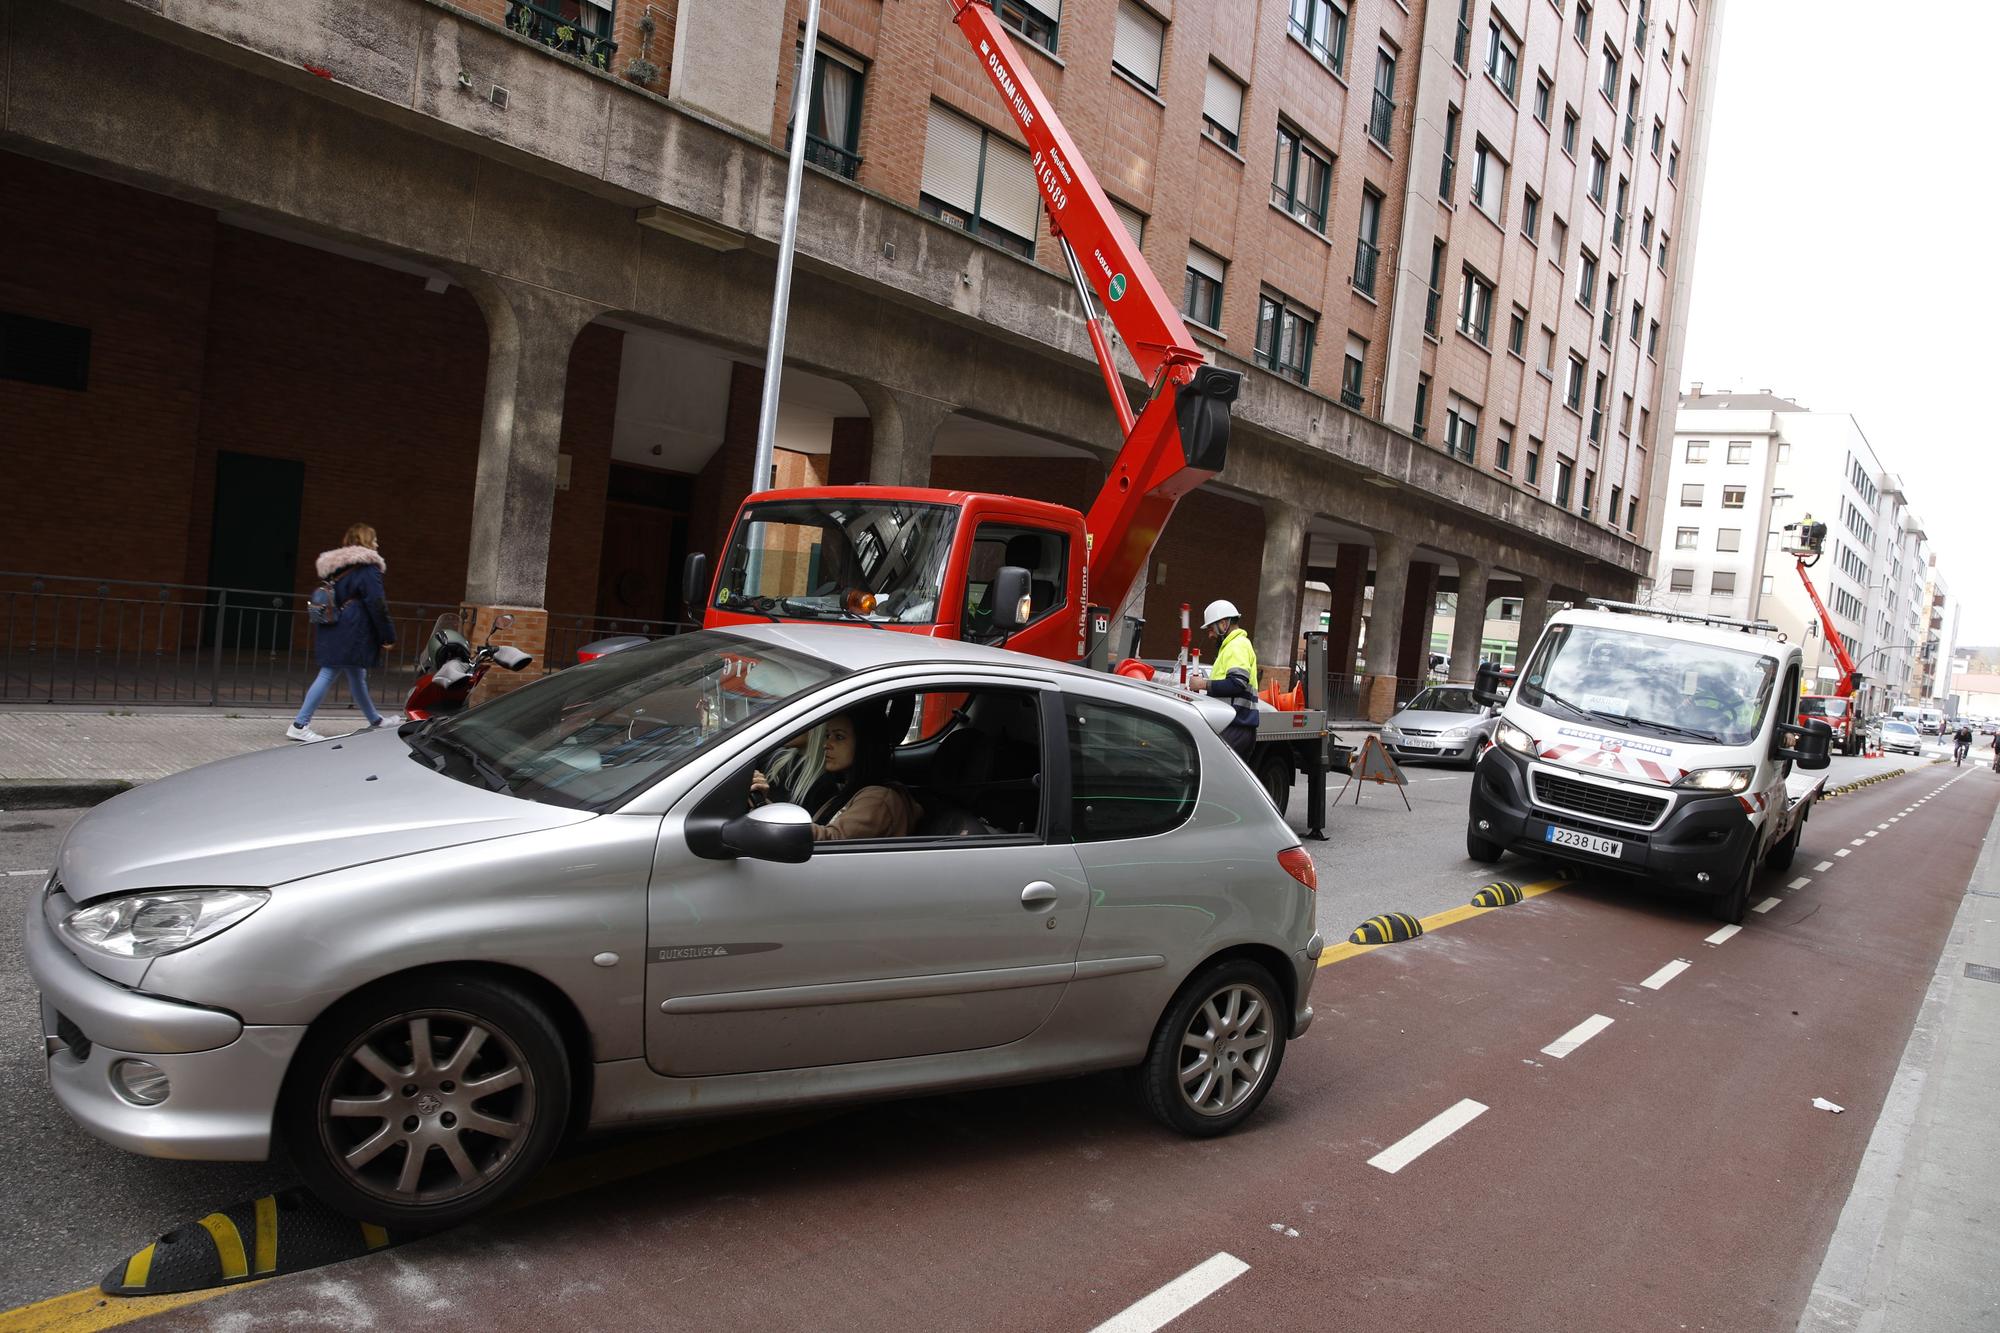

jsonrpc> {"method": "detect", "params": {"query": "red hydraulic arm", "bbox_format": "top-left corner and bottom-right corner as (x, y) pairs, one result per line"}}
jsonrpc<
(1791, 555), (1864, 698)
(951, 1), (1239, 618)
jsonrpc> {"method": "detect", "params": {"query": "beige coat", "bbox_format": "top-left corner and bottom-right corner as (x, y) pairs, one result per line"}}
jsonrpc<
(811, 785), (921, 841)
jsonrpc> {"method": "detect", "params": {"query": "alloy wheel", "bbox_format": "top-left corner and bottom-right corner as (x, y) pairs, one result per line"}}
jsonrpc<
(1177, 983), (1275, 1118)
(317, 1008), (538, 1207)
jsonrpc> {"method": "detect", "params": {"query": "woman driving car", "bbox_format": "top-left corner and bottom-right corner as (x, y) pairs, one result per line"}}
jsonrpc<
(750, 705), (919, 841)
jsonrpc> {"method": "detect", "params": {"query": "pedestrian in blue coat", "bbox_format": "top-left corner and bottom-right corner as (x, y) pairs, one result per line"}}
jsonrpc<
(288, 524), (398, 741)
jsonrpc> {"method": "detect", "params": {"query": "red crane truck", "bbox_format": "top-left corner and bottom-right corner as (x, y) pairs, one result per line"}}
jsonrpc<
(1782, 518), (1867, 755)
(686, 0), (1336, 832)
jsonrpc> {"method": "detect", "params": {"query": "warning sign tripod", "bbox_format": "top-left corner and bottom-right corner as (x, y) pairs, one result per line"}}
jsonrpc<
(1337, 734), (1410, 810)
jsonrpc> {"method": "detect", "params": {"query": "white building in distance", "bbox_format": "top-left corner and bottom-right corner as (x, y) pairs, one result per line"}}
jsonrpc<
(1652, 389), (1948, 713)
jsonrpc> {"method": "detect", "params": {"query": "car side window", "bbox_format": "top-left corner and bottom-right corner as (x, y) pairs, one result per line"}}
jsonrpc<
(964, 524), (1069, 644)
(1064, 695), (1198, 842)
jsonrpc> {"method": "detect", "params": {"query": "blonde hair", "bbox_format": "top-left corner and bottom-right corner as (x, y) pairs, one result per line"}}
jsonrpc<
(343, 523), (378, 550)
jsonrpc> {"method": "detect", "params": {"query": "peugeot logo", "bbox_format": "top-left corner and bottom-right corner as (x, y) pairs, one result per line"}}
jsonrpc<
(416, 1093), (443, 1116)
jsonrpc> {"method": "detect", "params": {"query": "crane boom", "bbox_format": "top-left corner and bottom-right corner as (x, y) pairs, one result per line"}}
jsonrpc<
(950, 0), (1238, 617)
(1791, 553), (1864, 698)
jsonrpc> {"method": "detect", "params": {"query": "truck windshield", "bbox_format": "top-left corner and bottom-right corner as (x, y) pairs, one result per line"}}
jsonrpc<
(1799, 697), (1848, 719)
(1518, 622), (1779, 746)
(714, 499), (957, 625)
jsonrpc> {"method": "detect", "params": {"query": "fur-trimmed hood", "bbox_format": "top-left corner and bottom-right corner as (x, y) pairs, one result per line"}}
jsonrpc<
(315, 545), (386, 579)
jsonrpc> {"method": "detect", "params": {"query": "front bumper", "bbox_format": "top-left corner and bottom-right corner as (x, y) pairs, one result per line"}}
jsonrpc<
(26, 891), (303, 1161)
(1468, 748), (1755, 893)
(1383, 734), (1478, 763)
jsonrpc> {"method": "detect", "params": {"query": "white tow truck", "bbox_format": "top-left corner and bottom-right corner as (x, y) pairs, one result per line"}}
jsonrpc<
(1464, 600), (1833, 924)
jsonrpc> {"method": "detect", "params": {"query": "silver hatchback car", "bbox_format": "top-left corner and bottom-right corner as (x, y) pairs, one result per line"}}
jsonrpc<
(28, 627), (1321, 1230)
(1379, 683), (1502, 766)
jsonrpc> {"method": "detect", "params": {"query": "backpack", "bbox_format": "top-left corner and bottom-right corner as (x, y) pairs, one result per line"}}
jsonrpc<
(307, 575), (343, 627)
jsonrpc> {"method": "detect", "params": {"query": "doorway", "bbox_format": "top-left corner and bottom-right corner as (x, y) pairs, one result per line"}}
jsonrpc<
(204, 452), (304, 647)
(595, 464), (690, 624)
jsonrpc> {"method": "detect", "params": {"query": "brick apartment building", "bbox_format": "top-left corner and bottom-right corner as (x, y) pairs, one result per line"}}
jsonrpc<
(0, 0), (1721, 717)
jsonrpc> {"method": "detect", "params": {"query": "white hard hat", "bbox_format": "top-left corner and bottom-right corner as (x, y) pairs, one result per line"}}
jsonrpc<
(1201, 599), (1241, 628)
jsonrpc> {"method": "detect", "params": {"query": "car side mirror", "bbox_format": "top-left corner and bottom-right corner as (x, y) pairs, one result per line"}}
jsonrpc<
(992, 566), (1032, 632)
(718, 803), (814, 863)
(1472, 660), (1506, 707)
(1774, 719), (1832, 770)
(683, 552), (710, 621)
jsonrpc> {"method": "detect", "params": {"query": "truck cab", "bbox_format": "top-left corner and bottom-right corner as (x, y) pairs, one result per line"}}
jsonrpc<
(1464, 601), (1831, 923)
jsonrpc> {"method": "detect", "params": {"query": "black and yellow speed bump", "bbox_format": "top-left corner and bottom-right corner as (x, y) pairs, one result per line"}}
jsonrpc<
(1348, 912), (1424, 945)
(1470, 880), (1524, 907)
(102, 1189), (401, 1296)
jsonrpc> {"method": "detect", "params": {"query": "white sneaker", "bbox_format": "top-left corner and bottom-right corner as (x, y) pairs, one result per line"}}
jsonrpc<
(286, 724), (325, 742)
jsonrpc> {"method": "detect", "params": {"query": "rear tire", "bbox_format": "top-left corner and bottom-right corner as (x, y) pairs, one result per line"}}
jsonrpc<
(1256, 752), (1293, 820)
(1712, 850), (1755, 925)
(1466, 827), (1504, 864)
(1140, 959), (1288, 1138)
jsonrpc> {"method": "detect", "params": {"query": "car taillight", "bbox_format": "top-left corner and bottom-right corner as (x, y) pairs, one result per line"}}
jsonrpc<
(1277, 847), (1317, 891)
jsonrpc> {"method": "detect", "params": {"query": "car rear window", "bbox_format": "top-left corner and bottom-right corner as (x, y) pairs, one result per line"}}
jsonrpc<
(1064, 695), (1198, 842)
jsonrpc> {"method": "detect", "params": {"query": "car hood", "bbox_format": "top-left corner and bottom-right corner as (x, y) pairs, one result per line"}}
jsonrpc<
(57, 728), (595, 902)
(1387, 709), (1488, 730)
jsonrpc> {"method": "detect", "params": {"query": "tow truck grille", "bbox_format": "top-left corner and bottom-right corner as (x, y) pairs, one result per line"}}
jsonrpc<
(1533, 771), (1669, 828)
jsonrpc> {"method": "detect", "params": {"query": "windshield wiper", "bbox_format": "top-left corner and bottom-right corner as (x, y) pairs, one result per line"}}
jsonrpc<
(1531, 684), (1598, 720)
(410, 729), (513, 793)
(1618, 716), (1723, 743)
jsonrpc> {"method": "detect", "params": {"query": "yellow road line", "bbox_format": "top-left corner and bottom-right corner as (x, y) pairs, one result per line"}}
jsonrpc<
(1319, 875), (1570, 969)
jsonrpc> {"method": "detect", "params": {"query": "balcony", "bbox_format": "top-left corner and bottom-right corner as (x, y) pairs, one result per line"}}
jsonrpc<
(1353, 238), (1379, 296)
(803, 134), (862, 180)
(1341, 386), (1365, 410)
(1368, 91), (1395, 146)
(506, 0), (617, 70)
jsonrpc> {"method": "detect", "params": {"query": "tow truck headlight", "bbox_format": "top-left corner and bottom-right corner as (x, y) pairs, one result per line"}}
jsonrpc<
(1495, 721), (1535, 755)
(62, 889), (269, 959)
(1673, 766), (1755, 794)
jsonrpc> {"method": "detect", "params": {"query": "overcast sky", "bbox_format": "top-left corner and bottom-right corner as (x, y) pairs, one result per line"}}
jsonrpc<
(1678, 0), (1998, 647)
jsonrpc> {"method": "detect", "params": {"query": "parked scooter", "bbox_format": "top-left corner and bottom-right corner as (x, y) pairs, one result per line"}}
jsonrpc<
(404, 612), (534, 721)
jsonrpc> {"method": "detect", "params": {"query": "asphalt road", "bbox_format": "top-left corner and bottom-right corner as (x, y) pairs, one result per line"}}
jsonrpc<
(0, 741), (1973, 1324)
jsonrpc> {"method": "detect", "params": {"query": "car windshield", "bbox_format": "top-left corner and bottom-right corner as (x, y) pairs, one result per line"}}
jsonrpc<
(1799, 697), (1848, 719)
(1403, 687), (1482, 715)
(412, 632), (841, 812)
(1518, 622), (1779, 746)
(1884, 721), (1916, 735)
(714, 499), (957, 625)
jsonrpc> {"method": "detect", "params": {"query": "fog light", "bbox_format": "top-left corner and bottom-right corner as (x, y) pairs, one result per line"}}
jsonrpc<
(1695, 871), (1711, 885)
(111, 1059), (170, 1106)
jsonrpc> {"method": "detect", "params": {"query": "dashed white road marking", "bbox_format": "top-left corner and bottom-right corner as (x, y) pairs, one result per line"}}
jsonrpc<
(1090, 1253), (1250, 1333)
(1865, 831), (1879, 838)
(1753, 897), (1783, 914)
(1704, 924), (1742, 945)
(1835, 849), (1852, 858)
(1814, 861), (1834, 872)
(1368, 1099), (1489, 1174)
(1788, 876), (1812, 890)
(1541, 1014), (1615, 1058)
(1851, 839), (1867, 846)
(1640, 959), (1692, 990)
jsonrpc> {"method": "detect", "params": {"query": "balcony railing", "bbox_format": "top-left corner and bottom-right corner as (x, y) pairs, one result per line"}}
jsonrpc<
(803, 134), (862, 180)
(1424, 287), (1441, 336)
(506, 0), (617, 71)
(1368, 91), (1395, 146)
(1352, 238), (1379, 296)
(1340, 385), (1365, 410)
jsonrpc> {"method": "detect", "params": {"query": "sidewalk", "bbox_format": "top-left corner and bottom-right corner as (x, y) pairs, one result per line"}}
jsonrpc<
(1799, 791), (2000, 1332)
(0, 707), (365, 804)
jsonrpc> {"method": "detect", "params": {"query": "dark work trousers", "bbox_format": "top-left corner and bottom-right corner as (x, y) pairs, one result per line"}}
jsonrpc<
(1222, 721), (1257, 763)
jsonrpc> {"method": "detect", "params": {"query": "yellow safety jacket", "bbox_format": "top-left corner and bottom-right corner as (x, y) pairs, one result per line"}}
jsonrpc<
(1211, 627), (1259, 691)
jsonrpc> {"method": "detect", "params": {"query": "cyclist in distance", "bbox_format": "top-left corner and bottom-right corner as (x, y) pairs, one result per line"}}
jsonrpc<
(1953, 721), (1973, 765)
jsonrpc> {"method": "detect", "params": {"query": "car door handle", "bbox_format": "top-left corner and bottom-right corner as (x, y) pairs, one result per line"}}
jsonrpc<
(1021, 881), (1059, 909)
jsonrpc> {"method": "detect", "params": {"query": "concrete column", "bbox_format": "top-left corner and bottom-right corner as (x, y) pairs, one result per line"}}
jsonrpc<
(855, 382), (953, 488)
(1449, 558), (1492, 681)
(1325, 544), (1369, 689)
(1397, 561), (1441, 683)
(1252, 501), (1310, 684)
(1362, 533), (1412, 721)
(459, 273), (601, 608)
(1516, 574), (1553, 667)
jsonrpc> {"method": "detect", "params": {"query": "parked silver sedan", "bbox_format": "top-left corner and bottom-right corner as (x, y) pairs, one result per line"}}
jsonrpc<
(1379, 683), (1502, 766)
(27, 627), (1321, 1230)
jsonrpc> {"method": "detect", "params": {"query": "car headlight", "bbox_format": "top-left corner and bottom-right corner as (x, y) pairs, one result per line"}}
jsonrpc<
(1439, 727), (1470, 742)
(62, 889), (269, 959)
(1673, 766), (1755, 794)
(1495, 721), (1535, 754)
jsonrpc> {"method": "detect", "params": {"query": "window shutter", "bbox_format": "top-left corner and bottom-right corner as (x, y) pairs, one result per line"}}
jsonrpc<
(1015, 0), (1061, 20)
(1202, 63), (1242, 136)
(921, 103), (983, 214)
(1112, 200), (1146, 248)
(1186, 244), (1225, 284)
(1113, 1), (1165, 88)
(978, 131), (1041, 241)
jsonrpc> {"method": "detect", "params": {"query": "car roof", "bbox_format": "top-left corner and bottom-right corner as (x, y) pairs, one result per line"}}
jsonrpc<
(710, 623), (1099, 678)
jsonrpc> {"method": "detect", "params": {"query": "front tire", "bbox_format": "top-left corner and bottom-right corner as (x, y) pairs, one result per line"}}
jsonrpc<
(1140, 959), (1287, 1137)
(281, 975), (571, 1231)
(1467, 826), (1504, 863)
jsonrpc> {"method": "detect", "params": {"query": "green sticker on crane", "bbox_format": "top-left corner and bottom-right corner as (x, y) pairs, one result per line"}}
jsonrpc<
(1108, 273), (1127, 301)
